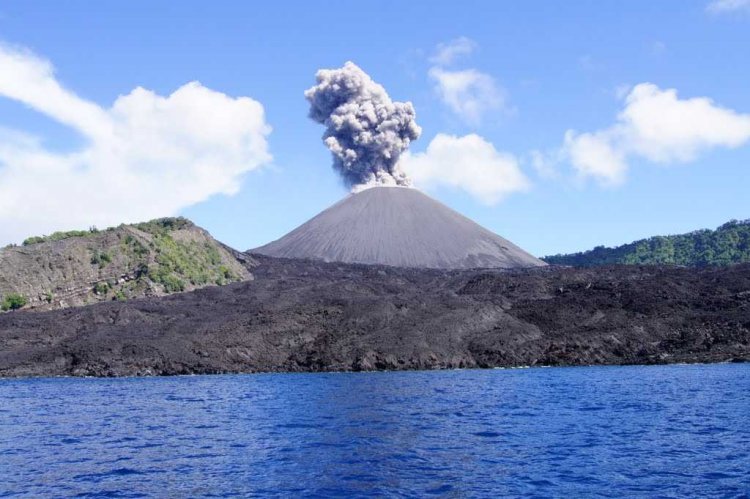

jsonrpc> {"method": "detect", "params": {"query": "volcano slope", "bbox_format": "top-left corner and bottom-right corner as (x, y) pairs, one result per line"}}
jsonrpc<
(253, 186), (546, 269)
(0, 255), (748, 377)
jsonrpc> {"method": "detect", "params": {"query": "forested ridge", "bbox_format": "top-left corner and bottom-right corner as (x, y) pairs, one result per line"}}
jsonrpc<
(543, 219), (750, 267)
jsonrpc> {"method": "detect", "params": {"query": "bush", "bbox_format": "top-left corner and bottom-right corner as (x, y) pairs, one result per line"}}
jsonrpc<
(23, 230), (93, 246)
(1, 293), (27, 311)
(218, 265), (233, 280)
(122, 234), (149, 257)
(93, 282), (109, 295)
(90, 251), (112, 268)
(22, 236), (47, 246)
(159, 274), (185, 293)
(133, 217), (193, 236)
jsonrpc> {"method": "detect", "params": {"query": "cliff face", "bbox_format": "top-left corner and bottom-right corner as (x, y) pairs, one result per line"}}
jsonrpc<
(0, 256), (748, 377)
(0, 218), (253, 312)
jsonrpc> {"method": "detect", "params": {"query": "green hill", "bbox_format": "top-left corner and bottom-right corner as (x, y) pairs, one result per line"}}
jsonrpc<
(0, 217), (254, 312)
(543, 219), (750, 267)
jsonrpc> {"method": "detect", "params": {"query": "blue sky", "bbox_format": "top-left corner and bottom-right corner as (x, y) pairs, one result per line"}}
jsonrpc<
(0, 0), (748, 256)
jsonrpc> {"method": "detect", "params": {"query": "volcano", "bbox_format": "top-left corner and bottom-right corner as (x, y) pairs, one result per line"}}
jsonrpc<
(253, 187), (544, 269)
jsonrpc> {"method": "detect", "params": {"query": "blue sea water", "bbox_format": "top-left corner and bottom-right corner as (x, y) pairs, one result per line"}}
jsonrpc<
(1, 364), (749, 497)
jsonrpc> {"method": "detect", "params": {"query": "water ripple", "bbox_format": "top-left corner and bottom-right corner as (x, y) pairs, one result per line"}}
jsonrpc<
(1, 364), (749, 496)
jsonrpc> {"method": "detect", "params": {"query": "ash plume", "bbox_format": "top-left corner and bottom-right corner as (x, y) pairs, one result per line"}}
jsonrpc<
(305, 61), (421, 189)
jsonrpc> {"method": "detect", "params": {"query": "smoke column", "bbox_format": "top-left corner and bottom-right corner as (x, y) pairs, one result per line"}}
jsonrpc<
(305, 61), (421, 189)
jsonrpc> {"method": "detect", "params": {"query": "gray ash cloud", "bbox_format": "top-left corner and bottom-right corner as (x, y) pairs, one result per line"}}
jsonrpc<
(305, 61), (421, 189)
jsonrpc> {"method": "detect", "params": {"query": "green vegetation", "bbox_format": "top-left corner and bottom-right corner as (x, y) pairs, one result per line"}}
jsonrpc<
(23, 227), (100, 246)
(122, 234), (149, 257)
(216, 265), (234, 285)
(8, 216), (243, 307)
(1, 293), (27, 311)
(133, 217), (193, 236)
(151, 272), (186, 293)
(90, 250), (112, 268)
(544, 219), (750, 267)
(112, 217), (237, 294)
(145, 231), (233, 293)
(21, 218), (191, 247)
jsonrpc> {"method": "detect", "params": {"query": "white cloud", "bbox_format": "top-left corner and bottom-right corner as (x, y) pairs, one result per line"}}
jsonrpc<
(614, 84), (632, 100)
(428, 67), (506, 125)
(707, 0), (750, 13)
(559, 83), (750, 185)
(564, 130), (627, 185)
(0, 44), (272, 244)
(429, 37), (477, 66)
(621, 84), (750, 161)
(428, 38), (507, 125)
(400, 133), (529, 204)
(530, 150), (561, 180)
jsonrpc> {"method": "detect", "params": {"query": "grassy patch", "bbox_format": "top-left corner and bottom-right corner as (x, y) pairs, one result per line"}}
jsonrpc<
(22, 227), (101, 246)
(144, 232), (236, 293)
(1, 293), (27, 311)
(90, 250), (112, 268)
(133, 217), (193, 236)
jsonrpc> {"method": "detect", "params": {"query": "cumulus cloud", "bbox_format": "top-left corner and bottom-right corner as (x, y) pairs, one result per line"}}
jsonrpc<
(428, 67), (506, 125)
(530, 150), (561, 180)
(428, 38), (507, 125)
(0, 44), (272, 245)
(563, 131), (628, 185)
(560, 83), (750, 185)
(429, 37), (477, 66)
(706, 0), (750, 13)
(305, 61), (421, 190)
(400, 133), (529, 204)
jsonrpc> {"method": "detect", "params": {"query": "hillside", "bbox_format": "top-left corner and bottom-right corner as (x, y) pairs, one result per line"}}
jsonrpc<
(543, 220), (750, 267)
(0, 218), (253, 312)
(0, 255), (748, 377)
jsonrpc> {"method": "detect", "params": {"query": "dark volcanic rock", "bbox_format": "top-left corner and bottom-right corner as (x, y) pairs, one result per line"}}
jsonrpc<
(0, 256), (749, 377)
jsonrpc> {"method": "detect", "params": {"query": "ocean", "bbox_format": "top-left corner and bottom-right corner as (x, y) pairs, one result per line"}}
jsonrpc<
(1, 364), (749, 497)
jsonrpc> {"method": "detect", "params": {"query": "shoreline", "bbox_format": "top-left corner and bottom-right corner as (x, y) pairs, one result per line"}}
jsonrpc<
(1, 355), (747, 381)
